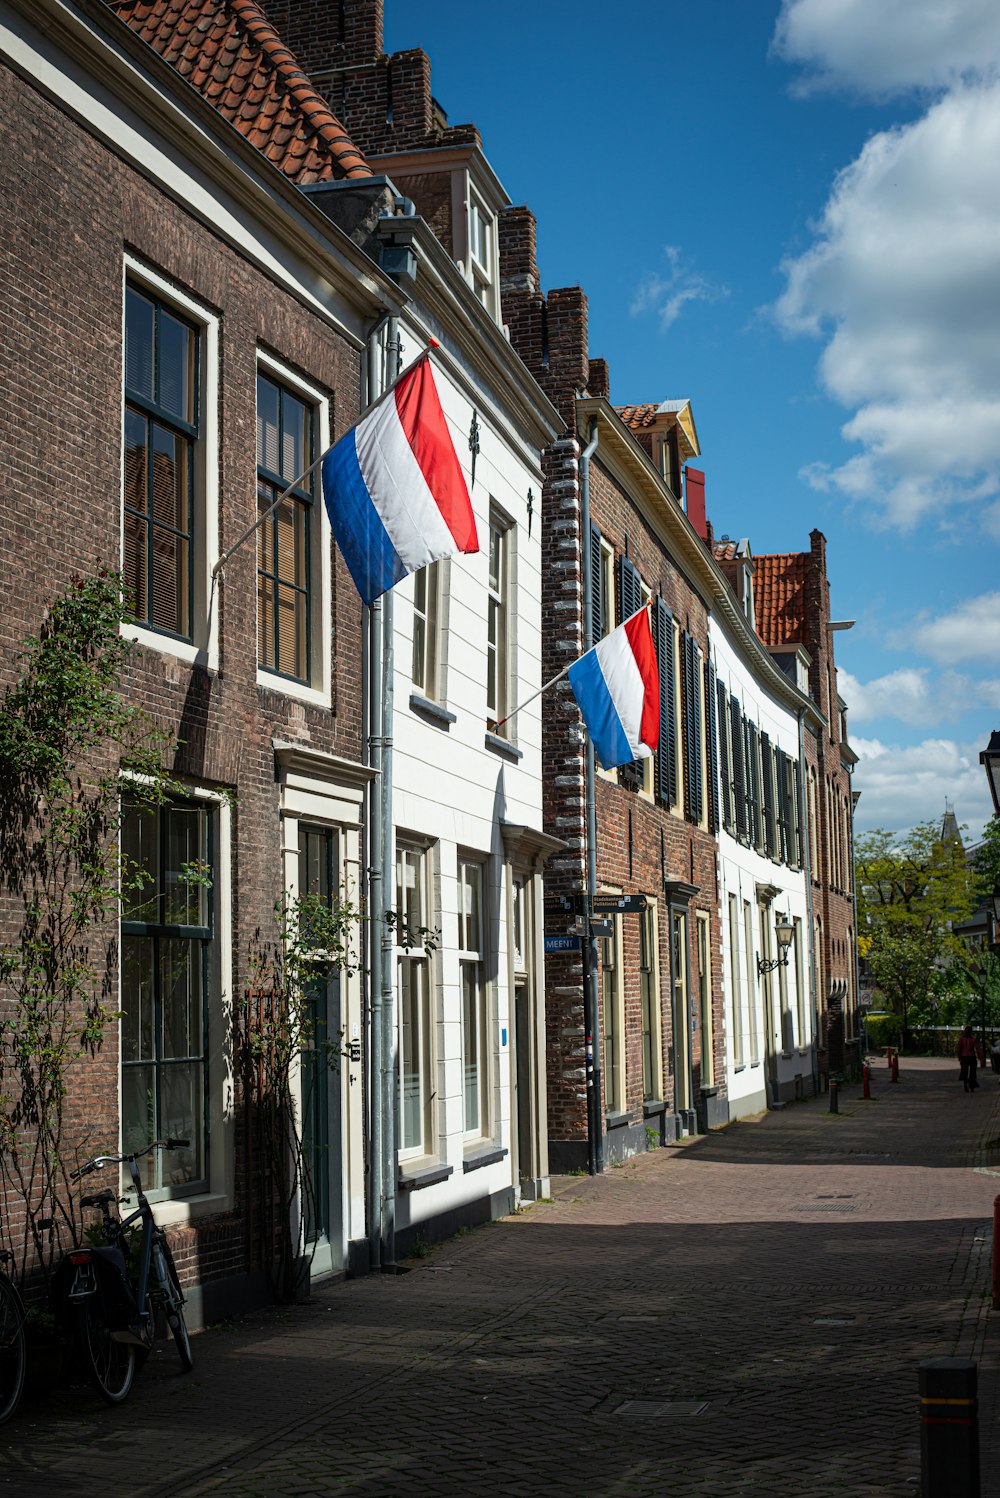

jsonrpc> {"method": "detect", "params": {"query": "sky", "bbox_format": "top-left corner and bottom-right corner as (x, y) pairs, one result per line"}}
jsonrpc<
(385, 0), (1000, 842)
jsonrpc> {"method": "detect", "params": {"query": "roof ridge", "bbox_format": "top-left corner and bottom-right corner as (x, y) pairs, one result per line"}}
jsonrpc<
(227, 0), (372, 179)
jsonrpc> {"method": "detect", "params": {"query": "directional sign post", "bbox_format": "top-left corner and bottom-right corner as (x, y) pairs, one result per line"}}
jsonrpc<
(590, 893), (648, 916)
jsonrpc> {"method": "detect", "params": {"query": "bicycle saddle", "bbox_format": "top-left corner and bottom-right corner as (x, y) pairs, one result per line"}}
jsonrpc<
(81, 1189), (117, 1208)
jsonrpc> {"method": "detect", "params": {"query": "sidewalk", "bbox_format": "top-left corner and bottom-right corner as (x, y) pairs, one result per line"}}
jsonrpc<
(3, 1055), (999, 1497)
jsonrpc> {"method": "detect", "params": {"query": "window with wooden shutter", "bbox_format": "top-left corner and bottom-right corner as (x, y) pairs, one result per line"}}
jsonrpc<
(731, 696), (747, 841)
(716, 679), (732, 830)
(776, 749), (790, 864)
(655, 597), (677, 806)
(589, 523), (603, 647)
(746, 719), (761, 849)
(705, 661), (720, 834)
(681, 633), (703, 824)
(761, 732), (776, 858)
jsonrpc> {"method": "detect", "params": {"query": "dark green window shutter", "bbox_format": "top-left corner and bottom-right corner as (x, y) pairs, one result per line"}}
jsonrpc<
(776, 749), (790, 863)
(792, 759), (803, 869)
(655, 598), (676, 805)
(746, 719), (761, 848)
(589, 523), (603, 647)
(761, 732), (776, 857)
(716, 679), (731, 829)
(705, 660), (719, 833)
(731, 696), (747, 840)
(682, 632), (703, 823)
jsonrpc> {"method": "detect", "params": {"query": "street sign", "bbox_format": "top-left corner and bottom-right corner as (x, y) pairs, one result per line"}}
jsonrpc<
(590, 893), (648, 915)
(544, 934), (581, 954)
(590, 920), (613, 940)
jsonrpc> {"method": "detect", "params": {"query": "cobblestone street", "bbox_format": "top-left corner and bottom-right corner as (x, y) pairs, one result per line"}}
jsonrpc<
(3, 1055), (999, 1497)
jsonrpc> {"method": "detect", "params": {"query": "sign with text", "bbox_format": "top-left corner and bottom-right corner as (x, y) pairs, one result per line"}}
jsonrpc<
(544, 934), (581, 954)
(590, 893), (648, 915)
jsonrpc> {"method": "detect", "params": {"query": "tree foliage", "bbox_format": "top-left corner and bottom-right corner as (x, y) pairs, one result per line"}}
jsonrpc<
(855, 820), (979, 1030)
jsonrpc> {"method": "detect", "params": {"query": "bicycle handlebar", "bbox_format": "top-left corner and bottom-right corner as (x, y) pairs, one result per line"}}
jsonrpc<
(71, 1138), (191, 1181)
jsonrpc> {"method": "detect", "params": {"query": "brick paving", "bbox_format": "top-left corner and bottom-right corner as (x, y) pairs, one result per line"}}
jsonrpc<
(3, 1055), (1000, 1497)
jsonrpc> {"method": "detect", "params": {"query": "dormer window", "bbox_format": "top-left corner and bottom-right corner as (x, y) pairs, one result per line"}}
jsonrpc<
(468, 189), (494, 309)
(743, 563), (755, 627)
(659, 427), (681, 498)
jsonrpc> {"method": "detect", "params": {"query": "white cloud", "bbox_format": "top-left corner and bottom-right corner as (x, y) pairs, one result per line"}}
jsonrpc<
(775, 81), (1000, 531)
(773, 0), (1000, 98)
(631, 245), (728, 331)
(840, 664), (1000, 724)
(852, 734), (993, 836)
(909, 592), (1000, 662)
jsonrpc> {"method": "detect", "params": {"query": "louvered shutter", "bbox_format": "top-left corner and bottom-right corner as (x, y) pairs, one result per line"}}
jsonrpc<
(716, 680), (731, 829)
(792, 759), (803, 869)
(761, 732), (776, 858)
(705, 660), (719, 833)
(746, 720), (761, 848)
(655, 598), (676, 805)
(589, 523), (603, 647)
(691, 642), (704, 824)
(776, 749), (790, 864)
(731, 696), (747, 840)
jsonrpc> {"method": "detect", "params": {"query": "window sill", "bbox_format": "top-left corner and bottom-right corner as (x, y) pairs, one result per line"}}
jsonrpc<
(256, 670), (331, 711)
(409, 692), (457, 727)
(123, 622), (216, 674)
(484, 732), (523, 761)
(397, 1161), (454, 1192)
(643, 1099), (667, 1118)
(131, 1189), (233, 1230)
(605, 1109), (634, 1131)
(462, 1144), (508, 1174)
(701, 1085), (720, 1097)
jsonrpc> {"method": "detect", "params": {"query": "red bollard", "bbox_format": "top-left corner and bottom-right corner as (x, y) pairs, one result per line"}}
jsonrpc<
(993, 1196), (1000, 1310)
(891, 1049), (900, 1084)
(863, 1062), (871, 1099)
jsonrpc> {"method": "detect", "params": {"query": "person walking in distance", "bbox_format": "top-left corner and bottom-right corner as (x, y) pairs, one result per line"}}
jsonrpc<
(957, 1025), (980, 1093)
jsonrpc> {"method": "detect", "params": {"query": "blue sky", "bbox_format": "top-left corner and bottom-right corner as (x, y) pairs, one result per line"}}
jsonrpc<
(386, 0), (1000, 841)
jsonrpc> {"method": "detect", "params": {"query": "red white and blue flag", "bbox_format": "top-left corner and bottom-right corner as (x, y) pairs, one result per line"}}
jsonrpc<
(568, 608), (660, 770)
(322, 353), (478, 605)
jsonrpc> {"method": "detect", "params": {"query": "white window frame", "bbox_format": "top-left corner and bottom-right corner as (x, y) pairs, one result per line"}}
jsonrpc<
(396, 843), (437, 1162)
(254, 350), (331, 708)
(120, 781), (233, 1229)
(411, 559), (442, 701)
(601, 909), (626, 1115)
(487, 507), (513, 736)
(639, 901), (662, 1102)
(458, 856), (490, 1144)
(697, 912), (714, 1087)
(467, 184), (496, 313)
(744, 900), (759, 1065)
(728, 894), (744, 1068)
(121, 256), (219, 672)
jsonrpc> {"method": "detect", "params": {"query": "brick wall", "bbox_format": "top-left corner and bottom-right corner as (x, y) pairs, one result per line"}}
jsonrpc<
(0, 58), (364, 1289)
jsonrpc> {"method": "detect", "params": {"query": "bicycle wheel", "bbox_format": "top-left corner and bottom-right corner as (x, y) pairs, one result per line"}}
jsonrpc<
(0, 1277), (26, 1425)
(154, 1235), (192, 1372)
(75, 1298), (135, 1405)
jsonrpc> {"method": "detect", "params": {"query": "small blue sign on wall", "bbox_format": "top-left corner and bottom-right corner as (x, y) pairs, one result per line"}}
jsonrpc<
(544, 934), (582, 953)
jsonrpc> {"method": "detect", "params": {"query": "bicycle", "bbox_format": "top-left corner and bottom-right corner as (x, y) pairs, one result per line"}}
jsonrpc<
(56, 1138), (193, 1404)
(0, 1252), (27, 1425)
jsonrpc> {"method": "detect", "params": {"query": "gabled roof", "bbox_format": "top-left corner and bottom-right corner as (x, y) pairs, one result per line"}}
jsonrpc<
(106, 0), (372, 182)
(754, 551), (809, 647)
(615, 398), (700, 461)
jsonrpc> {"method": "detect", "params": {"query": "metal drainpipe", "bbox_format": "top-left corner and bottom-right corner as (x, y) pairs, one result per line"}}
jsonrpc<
(579, 418), (603, 1174)
(365, 320), (387, 1274)
(378, 320), (401, 1269)
(798, 706), (819, 1097)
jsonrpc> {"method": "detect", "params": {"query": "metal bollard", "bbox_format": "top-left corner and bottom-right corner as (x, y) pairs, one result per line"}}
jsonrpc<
(993, 1196), (1000, 1311)
(891, 1049), (900, 1083)
(919, 1358), (979, 1497)
(829, 1080), (839, 1114)
(863, 1062), (871, 1099)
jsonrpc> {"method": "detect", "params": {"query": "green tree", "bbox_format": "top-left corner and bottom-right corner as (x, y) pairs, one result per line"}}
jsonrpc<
(972, 816), (1000, 900)
(856, 820), (979, 1042)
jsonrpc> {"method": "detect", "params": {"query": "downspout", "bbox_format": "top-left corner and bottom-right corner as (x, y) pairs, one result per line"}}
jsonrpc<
(798, 706), (819, 1097)
(378, 318), (402, 1269)
(366, 321), (385, 1274)
(579, 417), (603, 1175)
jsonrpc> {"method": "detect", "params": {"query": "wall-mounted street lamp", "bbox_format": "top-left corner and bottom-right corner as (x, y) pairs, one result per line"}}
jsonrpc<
(980, 730), (1000, 819)
(758, 914), (795, 976)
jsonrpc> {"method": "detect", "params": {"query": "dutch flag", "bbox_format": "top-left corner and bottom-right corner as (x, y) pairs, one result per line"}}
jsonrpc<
(322, 352), (478, 605)
(568, 608), (660, 770)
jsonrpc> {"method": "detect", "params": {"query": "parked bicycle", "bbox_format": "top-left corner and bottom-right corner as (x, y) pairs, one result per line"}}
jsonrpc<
(54, 1138), (193, 1404)
(0, 1251), (27, 1425)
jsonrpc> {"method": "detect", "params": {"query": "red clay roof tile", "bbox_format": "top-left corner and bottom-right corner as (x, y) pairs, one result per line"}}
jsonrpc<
(106, 0), (373, 182)
(753, 552), (809, 647)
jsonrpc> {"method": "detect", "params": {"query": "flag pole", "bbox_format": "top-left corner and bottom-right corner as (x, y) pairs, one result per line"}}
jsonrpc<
(490, 661), (573, 736)
(212, 339), (442, 579)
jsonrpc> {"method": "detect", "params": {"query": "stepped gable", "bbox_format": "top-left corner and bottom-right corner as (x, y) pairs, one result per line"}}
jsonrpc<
(753, 551), (809, 647)
(106, 0), (373, 181)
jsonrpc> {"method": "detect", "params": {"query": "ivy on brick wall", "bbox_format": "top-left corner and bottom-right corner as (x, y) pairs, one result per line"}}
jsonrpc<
(0, 571), (174, 1286)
